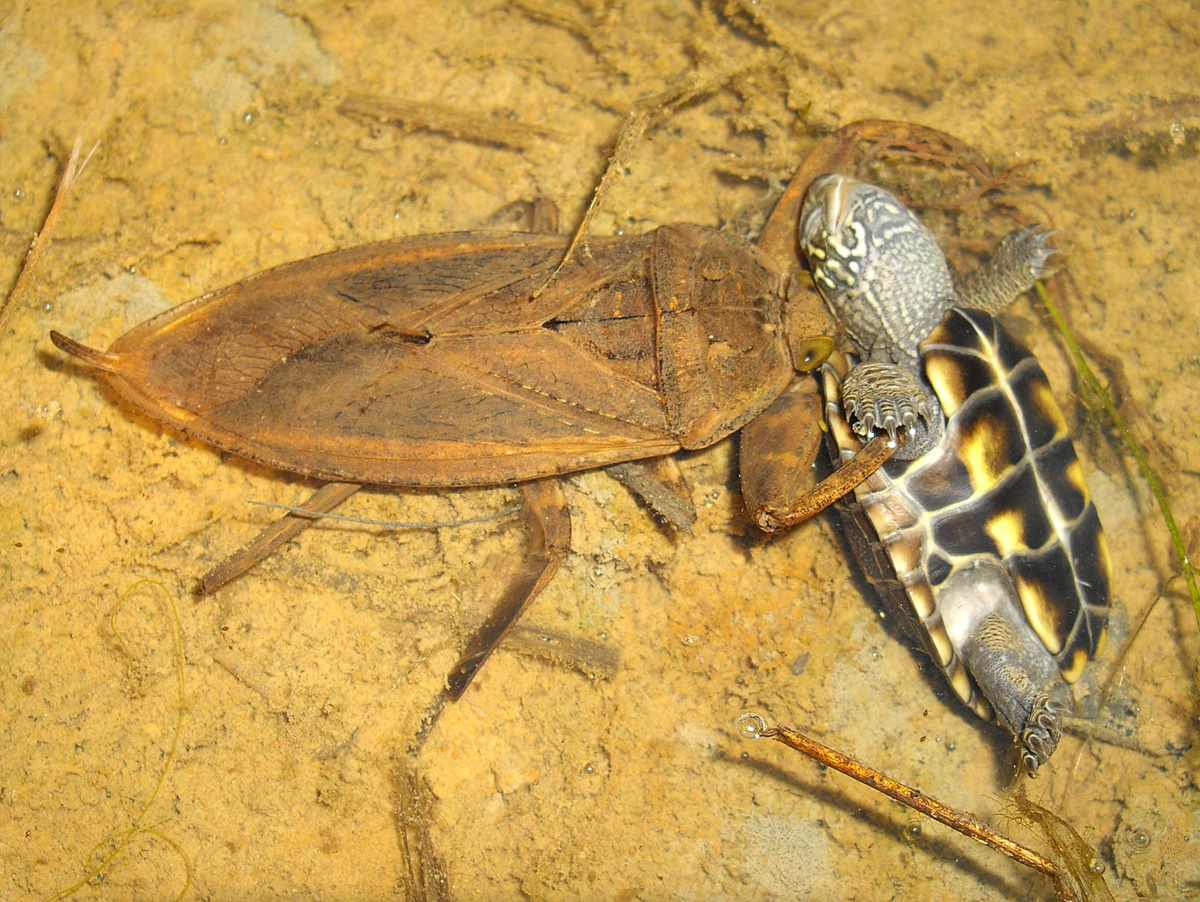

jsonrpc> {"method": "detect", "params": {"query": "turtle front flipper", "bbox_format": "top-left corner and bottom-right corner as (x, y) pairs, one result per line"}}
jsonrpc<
(956, 225), (1058, 314)
(840, 361), (944, 459)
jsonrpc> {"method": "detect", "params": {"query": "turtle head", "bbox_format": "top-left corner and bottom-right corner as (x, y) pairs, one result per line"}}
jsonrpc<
(799, 174), (860, 251)
(799, 174), (866, 294)
(800, 174), (957, 365)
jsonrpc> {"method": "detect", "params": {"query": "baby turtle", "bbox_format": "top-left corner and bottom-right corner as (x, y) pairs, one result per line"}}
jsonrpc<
(800, 175), (1111, 773)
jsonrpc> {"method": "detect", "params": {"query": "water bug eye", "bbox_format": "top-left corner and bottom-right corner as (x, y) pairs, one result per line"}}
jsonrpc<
(794, 337), (834, 372)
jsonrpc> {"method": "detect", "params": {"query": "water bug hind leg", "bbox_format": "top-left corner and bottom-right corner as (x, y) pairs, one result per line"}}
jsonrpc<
(606, 456), (696, 531)
(198, 481), (364, 595)
(444, 478), (571, 700)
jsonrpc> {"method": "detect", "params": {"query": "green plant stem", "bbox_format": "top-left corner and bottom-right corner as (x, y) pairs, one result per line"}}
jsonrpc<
(1037, 281), (1199, 632)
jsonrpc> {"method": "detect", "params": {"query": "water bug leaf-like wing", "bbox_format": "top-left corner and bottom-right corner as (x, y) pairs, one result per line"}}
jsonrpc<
(83, 231), (689, 486)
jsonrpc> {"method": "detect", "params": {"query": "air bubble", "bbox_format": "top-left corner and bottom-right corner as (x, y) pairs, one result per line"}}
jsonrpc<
(1129, 828), (1151, 851)
(737, 713), (767, 740)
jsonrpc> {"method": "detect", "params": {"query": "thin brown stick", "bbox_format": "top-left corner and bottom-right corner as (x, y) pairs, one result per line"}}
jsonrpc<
(1, 137), (97, 339)
(739, 715), (1080, 902)
(751, 434), (898, 532)
(534, 62), (753, 297)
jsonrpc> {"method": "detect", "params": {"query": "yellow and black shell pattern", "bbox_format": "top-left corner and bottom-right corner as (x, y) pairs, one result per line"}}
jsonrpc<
(823, 306), (1111, 718)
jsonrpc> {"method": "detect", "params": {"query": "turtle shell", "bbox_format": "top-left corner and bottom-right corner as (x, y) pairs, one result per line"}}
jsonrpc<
(823, 306), (1111, 720)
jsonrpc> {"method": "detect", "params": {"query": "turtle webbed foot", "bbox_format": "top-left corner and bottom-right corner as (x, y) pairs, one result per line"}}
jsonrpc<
(1001, 224), (1058, 282)
(1020, 696), (1067, 776)
(957, 225), (1058, 314)
(841, 362), (943, 459)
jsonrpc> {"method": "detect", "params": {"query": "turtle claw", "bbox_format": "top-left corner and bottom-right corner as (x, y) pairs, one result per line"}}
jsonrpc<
(1019, 696), (1067, 776)
(842, 362), (930, 440)
(1001, 224), (1059, 283)
(850, 396), (921, 442)
(841, 362), (943, 459)
(957, 224), (1060, 313)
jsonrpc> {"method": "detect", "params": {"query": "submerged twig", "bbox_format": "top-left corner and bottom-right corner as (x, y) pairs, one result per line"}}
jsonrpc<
(1, 137), (98, 341)
(738, 715), (1088, 902)
(339, 95), (569, 150)
(535, 61), (756, 296)
(395, 759), (452, 902)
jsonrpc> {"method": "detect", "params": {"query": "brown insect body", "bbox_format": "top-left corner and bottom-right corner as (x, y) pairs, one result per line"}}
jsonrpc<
(59, 225), (794, 489)
(51, 120), (972, 702)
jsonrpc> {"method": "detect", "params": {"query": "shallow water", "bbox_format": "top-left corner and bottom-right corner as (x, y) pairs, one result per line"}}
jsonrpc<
(2, 2), (1198, 900)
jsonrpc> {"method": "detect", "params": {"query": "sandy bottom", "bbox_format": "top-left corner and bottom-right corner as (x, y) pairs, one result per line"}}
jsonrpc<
(2, 2), (1198, 900)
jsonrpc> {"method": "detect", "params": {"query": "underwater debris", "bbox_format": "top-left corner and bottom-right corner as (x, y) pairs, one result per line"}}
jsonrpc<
(395, 758), (452, 902)
(2, 137), (97, 341)
(1008, 785), (1115, 902)
(738, 714), (1111, 902)
(741, 813), (832, 898)
(502, 624), (620, 681)
(1080, 97), (1200, 167)
(339, 94), (569, 150)
(45, 580), (193, 902)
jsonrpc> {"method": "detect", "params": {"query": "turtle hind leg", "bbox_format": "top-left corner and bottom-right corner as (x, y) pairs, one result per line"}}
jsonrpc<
(964, 612), (1066, 774)
(956, 225), (1058, 314)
